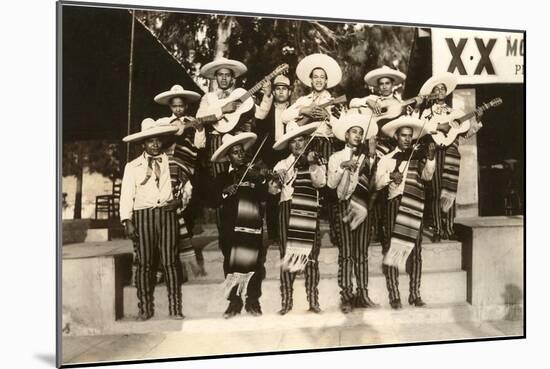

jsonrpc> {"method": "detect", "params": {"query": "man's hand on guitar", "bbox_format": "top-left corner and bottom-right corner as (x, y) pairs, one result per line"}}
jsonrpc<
(260, 80), (272, 97)
(366, 100), (383, 115)
(390, 171), (403, 185)
(221, 101), (241, 114)
(340, 159), (358, 172)
(436, 122), (452, 135)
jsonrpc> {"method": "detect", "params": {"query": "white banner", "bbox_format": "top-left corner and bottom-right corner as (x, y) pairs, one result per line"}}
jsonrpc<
(432, 28), (524, 84)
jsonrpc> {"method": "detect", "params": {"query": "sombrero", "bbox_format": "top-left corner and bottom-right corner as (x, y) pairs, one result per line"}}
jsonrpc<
(296, 53), (342, 89)
(200, 57), (247, 79)
(364, 66), (406, 87)
(154, 85), (201, 105)
(123, 118), (179, 143)
(332, 112), (379, 142)
(211, 132), (257, 163)
(419, 72), (458, 96)
(381, 115), (427, 140)
(272, 122), (320, 151)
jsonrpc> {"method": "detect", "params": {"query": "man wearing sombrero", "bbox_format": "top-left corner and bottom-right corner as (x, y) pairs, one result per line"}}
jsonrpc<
(196, 57), (249, 179)
(272, 122), (327, 315)
(154, 86), (207, 279)
(119, 118), (185, 321)
(209, 132), (280, 318)
(374, 116), (436, 309)
(281, 53), (344, 256)
(327, 113), (379, 313)
(417, 73), (483, 242)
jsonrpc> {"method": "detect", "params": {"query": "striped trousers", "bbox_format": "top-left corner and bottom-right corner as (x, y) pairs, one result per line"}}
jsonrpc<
(426, 146), (456, 236)
(382, 196), (423, 303)
(133, 207), (182, 316)
(335, 200), (372, 304)
(278, 200), (321, 309)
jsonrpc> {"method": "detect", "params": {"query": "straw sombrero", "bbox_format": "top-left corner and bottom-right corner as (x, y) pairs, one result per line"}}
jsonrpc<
(211, 132), (257, 163)
(272, 122), (320, 151)
(200, 58), (247, 79)
(296, 53), (342, 89)
(123, 118), (179, 143)
(154, 85), (201, 105)
(419, 72), (458, 97)
(333, 112), (379, 142)
(364, 66), (406, 87)
(381, 115), (427, 140)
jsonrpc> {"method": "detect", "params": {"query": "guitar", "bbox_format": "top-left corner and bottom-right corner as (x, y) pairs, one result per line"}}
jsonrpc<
(204, 64), (289, 133)
(295, 95), (348, 126)
(351, 93), (437, 127)
(428, 98), (502, 147)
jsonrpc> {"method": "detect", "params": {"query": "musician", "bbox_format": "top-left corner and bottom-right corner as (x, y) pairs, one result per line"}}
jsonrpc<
(327, 113), (379, 313)
(120, 119), (185, 321)
(196, 57), (249, 179)
(154, 86), (207, 279)
(209, 133), (280, 318)
(417, 73), (483, 242)
(281, 53), (344, 253)
(272, 122), (327, 315)
(254, 75), (293, 243)
(374, 116), (436, 309)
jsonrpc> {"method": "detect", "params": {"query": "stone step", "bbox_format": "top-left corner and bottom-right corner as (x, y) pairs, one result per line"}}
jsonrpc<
(195, 241), (462, 281)
(123, 270), (467, 318)
(108, 302), (475, 335)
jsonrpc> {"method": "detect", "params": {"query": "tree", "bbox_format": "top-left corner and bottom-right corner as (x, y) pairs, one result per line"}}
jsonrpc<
(62, 140), (123, 219)
(135, 11), (415, 99)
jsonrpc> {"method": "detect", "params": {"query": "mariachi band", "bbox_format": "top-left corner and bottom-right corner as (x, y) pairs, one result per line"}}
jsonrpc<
(119, 53), (487, 321)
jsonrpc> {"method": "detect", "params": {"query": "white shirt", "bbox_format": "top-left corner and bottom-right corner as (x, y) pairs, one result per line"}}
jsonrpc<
(327, 145), (374, 200)
(255, 94), (290, 141)
(119, 152), (174, 222)
(273, 153), (326, 203)
(281, 90), (337, 137)
(169, 114), (206, 149)
(375, 147), (436, 200)
(196, 88), (235, 135)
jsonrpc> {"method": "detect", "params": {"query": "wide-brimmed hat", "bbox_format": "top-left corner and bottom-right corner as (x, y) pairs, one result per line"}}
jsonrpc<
(273, 75), (291, 87)
(272, 122), (320, 151)
(154, 85), (201, 105)
(381, 115), (427, 140)
(211, 132), (258, 163)
(123, 118), (179, 143)
(364, 66), (406, 87)
(333, 112), (379, 142)
(296, 53), (342, 89)
(419, 72), (458, 97)
(200, 57), (247, 79)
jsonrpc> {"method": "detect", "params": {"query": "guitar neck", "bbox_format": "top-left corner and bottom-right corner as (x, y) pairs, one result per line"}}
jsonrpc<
(457, 110), (479, 123)
(238, 69), (284, 102)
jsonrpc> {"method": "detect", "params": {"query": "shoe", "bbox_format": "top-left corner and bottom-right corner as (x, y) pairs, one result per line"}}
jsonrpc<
(431, 232), (441, 243)
(441, 231), (450, 240)
(340, 302), (353, 314)
(408, 296), (427, 307)
(169, 313), (185, 320)
(222, 301), (242, 319)
(308, 304), (322, 314)
(278, 306), (292, 315)
(354, 296), (379, 308)
(447, 233), (459, 241)
(136, 312), (153, 321)
(390, 299), (402, 310)
(245, 300), (263, 317)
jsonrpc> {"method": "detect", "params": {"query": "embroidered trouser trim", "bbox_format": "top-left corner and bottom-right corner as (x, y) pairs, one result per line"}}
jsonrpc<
(335, 200), (372, 304)
(278, 200), (321, 308)
(133, 207), (182, 316)
(381, 197), (423, 302)
(427, 147), (456, 235)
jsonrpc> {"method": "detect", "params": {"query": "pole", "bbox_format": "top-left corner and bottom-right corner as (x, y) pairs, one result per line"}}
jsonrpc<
(125, 10), (136, 164)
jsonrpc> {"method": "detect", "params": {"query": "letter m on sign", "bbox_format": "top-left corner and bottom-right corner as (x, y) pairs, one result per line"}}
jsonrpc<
(446, 38), (468, 75)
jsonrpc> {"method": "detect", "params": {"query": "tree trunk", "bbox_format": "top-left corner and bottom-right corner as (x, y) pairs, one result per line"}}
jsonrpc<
(73, 150), (84, 219)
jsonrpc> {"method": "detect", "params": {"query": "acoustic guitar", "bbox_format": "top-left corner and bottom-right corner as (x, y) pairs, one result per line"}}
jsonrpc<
(295, 95), (348, 126)
(428, 98), (502, 147)
(206, 64), (289, 133)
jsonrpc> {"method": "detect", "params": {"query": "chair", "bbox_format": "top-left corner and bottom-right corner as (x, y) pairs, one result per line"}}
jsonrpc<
(95, 179), (122, 220)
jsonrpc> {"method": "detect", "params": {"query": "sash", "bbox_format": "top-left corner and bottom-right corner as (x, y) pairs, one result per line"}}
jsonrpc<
(341, 156), (373, 231)
(281, 169), (319, 272)
(222, 183), (263, 299)
(383, 159), (426, 268)
(440, 143), (461, 212)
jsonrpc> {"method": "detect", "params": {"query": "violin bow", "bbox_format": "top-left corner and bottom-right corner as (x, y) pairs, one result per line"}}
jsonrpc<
(237, 134), (270, 187)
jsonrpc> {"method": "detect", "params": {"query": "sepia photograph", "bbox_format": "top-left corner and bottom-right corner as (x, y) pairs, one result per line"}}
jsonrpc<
(57, 1), (525, 366)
